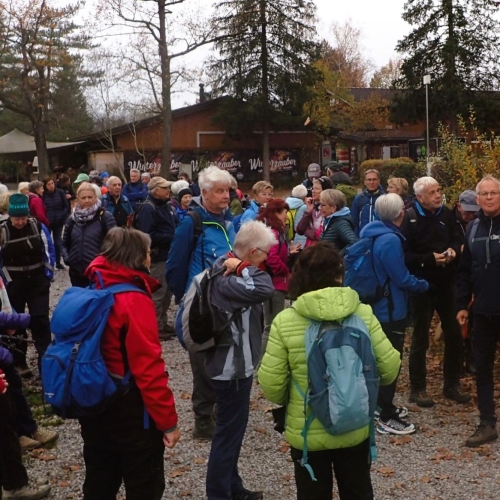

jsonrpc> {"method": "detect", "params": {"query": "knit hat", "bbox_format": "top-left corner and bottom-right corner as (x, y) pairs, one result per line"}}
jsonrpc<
(315, 176), (333, 191)
(74, 173), (90, 184)
(89, 170), (100, 180)
(171, 180), (189, 196)
(99, 171), (109, 179)
(8, 193), (29, 217)
(177, 187), (193, 201)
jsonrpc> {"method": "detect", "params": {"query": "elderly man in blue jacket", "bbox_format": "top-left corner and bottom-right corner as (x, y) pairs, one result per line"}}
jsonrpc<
(122, 168), (148, 209)
(166, 166), (235, 440)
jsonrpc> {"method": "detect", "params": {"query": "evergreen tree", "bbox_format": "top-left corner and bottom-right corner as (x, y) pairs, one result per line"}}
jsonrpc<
(211, 0), (320, 181)
(393, 0), (500, 132)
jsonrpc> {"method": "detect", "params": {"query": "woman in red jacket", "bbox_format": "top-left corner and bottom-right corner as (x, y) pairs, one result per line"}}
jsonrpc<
(27, 180), (50, 228)
(257, 199), (301, 353)
(79, 227), (180, 500)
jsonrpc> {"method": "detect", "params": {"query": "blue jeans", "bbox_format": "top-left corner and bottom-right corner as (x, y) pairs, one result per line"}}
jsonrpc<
(206, 376), (253, 500)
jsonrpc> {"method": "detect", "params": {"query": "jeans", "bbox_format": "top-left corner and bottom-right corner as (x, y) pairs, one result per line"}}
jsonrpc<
(377, 319), (407, 420)
(188, 350), (215, 418)
(262, 290), (286, 355)
(409, 283), (462, 391)
(51, 225), (63, 265)
(206, 376), (253, 500)
(149, 261), (173, 332)
(290, 439), (373, 500)
(79, 385), (165, 500)
(473, 314), (500, 426)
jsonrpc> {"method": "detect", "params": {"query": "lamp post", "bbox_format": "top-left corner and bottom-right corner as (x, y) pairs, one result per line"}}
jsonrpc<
(423, 74), (431, 175)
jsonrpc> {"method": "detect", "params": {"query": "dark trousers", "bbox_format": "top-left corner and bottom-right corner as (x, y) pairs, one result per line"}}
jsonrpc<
(188, 350), (215, 418)
(377, 319), (407, 420)
(473, 314), (500, 426)
(290, 439), (373, 500)
(51, 225), (63, 265)
(409, 284), (462, 391)
(206, 376), (253, 500)
(69, 267), (90, 288)
(0, 391), (29, 493)
(7, 272), (51, 371)
(79, 385), (165, 500)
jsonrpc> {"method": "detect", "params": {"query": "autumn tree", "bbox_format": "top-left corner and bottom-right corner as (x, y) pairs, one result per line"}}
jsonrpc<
(0, 0), (93, 177)
(370, 58), (402, 89)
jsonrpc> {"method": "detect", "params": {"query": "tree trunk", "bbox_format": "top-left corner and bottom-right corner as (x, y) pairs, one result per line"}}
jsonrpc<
(259, 0), (270, 182)
(444, 0), (458, 132)
(158, 0), (172, 179)
(33, 121), (50, 179)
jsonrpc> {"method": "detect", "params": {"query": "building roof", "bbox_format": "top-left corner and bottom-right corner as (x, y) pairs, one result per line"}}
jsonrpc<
(348, 87), (400, 102)
(339, 129), (423, 142)
(0, 128), (83, 154)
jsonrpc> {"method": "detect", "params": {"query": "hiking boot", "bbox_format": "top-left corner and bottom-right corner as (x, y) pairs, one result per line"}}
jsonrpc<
(192, 415), (214, 440)
(376, 416), (416, 436)
(32, 428), (59, 445)
(56, 263), (65, 270)
(443, 386), (471, 404)
(19, 436), (42, 450)
(375, 406), (408, 420)
(163, 324), (175, 333)
(2, 484), (51, 499)
(233, 488), (263, 500)
(466, 422), (498, 448)
(409, 390), (435, 408)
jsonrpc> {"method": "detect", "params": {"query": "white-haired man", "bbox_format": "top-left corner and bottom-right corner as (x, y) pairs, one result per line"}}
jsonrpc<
(400, 176), (470, 408)
(101, 176), (133, 227)
(166, 166), (235, 440)
(123, 168), (148, 209)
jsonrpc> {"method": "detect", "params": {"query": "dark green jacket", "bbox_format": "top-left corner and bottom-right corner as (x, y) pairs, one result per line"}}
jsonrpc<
(320, 208), (358, 252)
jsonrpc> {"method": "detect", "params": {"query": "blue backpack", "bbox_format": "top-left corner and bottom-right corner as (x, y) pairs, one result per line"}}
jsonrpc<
(343, 235), (389, 304)
(232, 211), (245, 233)
(294, 315), (379, 480)
(42, 273), (146, 418)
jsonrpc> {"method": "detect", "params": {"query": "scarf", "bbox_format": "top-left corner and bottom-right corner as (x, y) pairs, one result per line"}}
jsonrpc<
(73, 199), (102, 223)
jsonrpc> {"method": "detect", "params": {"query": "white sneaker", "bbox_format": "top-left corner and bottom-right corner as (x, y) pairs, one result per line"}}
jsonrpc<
(377, 416), (416, 435)
(375, 406), (409, 420)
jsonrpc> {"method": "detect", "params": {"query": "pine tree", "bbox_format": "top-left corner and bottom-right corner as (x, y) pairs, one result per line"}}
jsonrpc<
(393, 0), (500, 132)
(211, 0), (320, 181)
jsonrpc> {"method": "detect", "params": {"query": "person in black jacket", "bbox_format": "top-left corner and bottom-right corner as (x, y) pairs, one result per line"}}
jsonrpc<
(42, 177), (69, 269)
(457, 175), (500, 447)
(400, 176), (470, 408)
(56, 173), (75, 211)
(135, 177), (177, 340)
(62, 182), (116, 287)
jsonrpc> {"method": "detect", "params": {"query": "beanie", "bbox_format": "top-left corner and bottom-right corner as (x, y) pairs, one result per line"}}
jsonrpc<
(315, 176), (333, 191)
(177, 187), (193, 201)
(8, 193), (30, 217)
(99, 171), (109, 179)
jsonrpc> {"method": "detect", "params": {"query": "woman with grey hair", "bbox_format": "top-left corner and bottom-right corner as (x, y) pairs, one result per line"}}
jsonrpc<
(359, 193), (429, 435)
(141, 172), (151, 184)
(318, 189), (358, 252)
(27, 180), (50, 227)
(285, 184), (308, 246)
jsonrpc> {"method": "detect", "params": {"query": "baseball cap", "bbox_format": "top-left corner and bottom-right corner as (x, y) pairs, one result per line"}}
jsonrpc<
(148, 177), (173, 191)
(74, 173), (90, 184)
(459, 190), (480, 212)
(307, 163), (321, 178)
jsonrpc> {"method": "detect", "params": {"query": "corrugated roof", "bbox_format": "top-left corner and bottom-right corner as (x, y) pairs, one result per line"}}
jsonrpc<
(0, 128), (83, 154)
(348, 87), (400, 102)
(339, 129), (423, 142)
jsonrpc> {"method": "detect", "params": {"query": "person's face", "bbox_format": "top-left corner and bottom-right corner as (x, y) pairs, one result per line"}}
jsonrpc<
(46, 180), (55, 192)
(180, 194), (192, 208)
(457, 203), (477, 223)
(364, 173), (380, 191)
(153, 186), (170, 200)
(477, 180), (500, 217)
(10, 216), (28, 229)
(387, 182), (399, 195)
(255, 188), (273, 205)
(320, 200), (335, 217)
(416, 183), (442, 212)
(179, 175), (189, 183)
(141, 176), (149, 184)
(36, 185), (44, 196)
(246, 246), (270, 267)
(276, 208), (288, 224)
(20, 187), (29, 195)
(78, 189), (97, 208)
(130, 171), (140, 183)
(202, 183), (230, 213)
(312, 182), (322, 201)
(109, 180), (122, 197)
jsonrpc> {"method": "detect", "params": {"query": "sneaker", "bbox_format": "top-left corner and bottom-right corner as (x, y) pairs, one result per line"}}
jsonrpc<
(375, 406), (408, 420)
(377, 416), (416, 435)
(443, 386), (471, 404)
(409, 390), (435, 408)
(19, 436), (42, 450)
(192, 416), (214, 440)
(31, 428), (59, 445)
(465, 422), (498, 448)
(2, 484), (51, 499)
(233, 488), (263, 500)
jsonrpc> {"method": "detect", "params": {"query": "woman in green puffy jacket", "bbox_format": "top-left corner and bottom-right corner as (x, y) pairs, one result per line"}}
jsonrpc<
(258, 242), (401, 500)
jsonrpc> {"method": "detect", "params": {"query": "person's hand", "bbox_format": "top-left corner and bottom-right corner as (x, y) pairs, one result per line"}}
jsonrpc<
(433, 252), (447, 266)
(289, 242), (302, 254)
(66, 194), (71, 199)
(0, 371), (8, 394)
(457, 310), (469, 326)
(222, 258), (242, 276)
(163, 428), (181, 449)
(305, 197), (314, 213)
(445, 248), (456, 263)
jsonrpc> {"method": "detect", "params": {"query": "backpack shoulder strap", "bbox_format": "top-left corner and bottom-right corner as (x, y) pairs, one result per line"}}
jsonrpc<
(406, 207), (416, 221)
(107, 284), (148, 296)
(186, 210), (204, 251)
(468, 218), (481, 245)
(98, 208), (108, 235)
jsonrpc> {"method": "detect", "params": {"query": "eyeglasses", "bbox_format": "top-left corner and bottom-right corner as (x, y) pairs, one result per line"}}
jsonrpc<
(256, 247), (269, 257)
(478, 191), (500, 198)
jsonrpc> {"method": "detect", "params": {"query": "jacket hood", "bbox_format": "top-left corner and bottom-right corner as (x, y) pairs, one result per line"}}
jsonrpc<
(360, 220), (403, 240)
(190, 196), (232, 222)
(332, 206), (351, 218)
(285, 197), (305, 210)
(293, 287), (360, 322)
(85, 256), (160, 295)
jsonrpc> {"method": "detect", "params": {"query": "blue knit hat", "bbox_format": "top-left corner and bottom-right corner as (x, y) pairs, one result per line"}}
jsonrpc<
(99, 171), (109, 179)
(8, 193), (29, 217)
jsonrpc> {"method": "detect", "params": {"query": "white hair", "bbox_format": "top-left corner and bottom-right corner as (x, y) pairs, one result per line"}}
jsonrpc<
(107, 176), (122, 187)
(171, 180), (189, 196)
(198, 166), (232, 192)
(141, 172), (151, 179)
(233, 220), (277, 255)
(375, 193), (404, 222)
(476, 175), (500, 194)
(130, 168), (140, 175)
(413, 176), (438, 196)
(291, 184), (307, 199)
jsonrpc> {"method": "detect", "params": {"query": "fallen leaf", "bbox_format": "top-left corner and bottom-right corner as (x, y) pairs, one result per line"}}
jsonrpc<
(421, 476), (431, 483)
(180, 392), (191, 400)
(194, 458), (206, 465)
(377, 467), (395, 477)
(38, 454), (56, 461)
(254, 427), (267, 435)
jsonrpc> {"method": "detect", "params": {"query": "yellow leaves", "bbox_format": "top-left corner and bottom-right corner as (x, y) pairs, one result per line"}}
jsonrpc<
(389, 435), (413, 445)
(376, 466), (395, 477)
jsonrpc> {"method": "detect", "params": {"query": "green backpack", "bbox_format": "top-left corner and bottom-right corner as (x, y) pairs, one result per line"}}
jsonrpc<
(285, 208), (298, 242)
(336, 184), (357, 208)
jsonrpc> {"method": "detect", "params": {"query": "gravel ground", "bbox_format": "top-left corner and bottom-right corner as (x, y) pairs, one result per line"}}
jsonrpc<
(20, 270), (498, 499)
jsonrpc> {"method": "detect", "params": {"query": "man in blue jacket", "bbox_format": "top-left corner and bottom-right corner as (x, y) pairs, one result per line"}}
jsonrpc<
(457, 175), (500, 447)
(122, 168), (148, 209)
(166, 166), (235, 440)
(361, 193), (429, 435)
(101, 177), (133, 227)
(351, 169), (385, 235)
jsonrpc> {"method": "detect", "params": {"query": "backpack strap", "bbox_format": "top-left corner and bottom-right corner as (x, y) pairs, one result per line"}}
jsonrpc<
(186, 211), (205, 266)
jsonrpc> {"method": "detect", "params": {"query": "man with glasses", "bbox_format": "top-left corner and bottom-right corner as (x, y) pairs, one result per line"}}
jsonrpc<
(457, 175), (500, 447)
(401, 176), (470, 408)
(351, 169), (385, 235)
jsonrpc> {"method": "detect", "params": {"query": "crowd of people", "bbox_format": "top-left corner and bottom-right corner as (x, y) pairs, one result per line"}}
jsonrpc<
(0, 162), (499, 500)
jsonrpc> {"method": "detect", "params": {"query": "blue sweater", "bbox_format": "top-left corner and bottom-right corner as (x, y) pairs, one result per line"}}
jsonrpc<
(122, 181), (148, 209)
